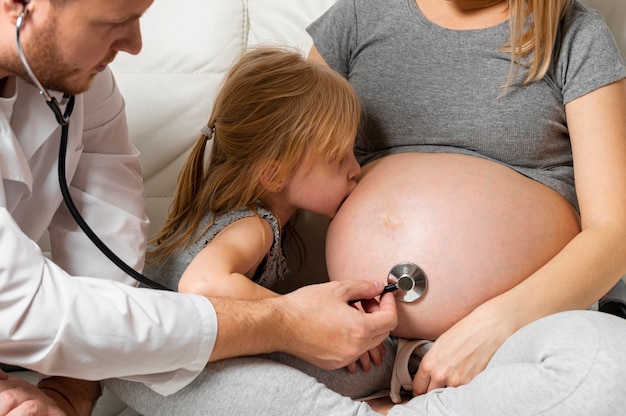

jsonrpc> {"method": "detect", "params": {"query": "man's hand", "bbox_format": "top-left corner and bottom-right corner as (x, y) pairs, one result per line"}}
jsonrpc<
(274, 280), (398, 369)
(0, 371), (101, 416)
(346, 298), (390, 374)
(209, 280), (397, 369)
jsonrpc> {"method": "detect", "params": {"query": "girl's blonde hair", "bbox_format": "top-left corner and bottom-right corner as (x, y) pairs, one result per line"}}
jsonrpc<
(148, 47), (361, 262)
(504, 0), (573, 88)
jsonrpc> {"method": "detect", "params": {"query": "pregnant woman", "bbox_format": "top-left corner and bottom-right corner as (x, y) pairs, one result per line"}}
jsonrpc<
(105, 1), (626, 415)
(309, 0), (626, 409)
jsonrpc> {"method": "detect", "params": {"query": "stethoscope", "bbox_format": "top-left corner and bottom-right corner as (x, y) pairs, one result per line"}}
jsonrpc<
(15, 4), (170, 291)
(385, 262), (428, 302)
(15, 4), (430, 301)
(350, 262), (428, 305)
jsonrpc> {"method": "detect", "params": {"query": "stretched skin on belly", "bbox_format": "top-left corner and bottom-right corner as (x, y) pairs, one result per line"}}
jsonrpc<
(326, 152), (580, 340)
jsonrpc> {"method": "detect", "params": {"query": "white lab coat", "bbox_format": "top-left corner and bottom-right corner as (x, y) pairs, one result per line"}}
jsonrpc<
(0, 69), (216, 395)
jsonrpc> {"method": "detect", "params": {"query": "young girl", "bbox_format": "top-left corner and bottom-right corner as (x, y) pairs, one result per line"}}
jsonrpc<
(144, 47), (362, 303)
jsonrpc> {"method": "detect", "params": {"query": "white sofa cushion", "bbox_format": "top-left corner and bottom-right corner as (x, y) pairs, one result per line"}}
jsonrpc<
(111, 1), (249, 236)
(247, 0), (337, 50)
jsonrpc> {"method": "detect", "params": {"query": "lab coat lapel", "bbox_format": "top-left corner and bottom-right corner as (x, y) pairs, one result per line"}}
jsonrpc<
(12, 77), (69, 162)
(0, 111), (32, 201)
(0, 76), (33, 198)
(0, 77), (80, 213)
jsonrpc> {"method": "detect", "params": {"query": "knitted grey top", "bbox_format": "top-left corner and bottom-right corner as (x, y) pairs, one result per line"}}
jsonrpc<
(144, 202), (289, 291)
(307, 0), (626, 212)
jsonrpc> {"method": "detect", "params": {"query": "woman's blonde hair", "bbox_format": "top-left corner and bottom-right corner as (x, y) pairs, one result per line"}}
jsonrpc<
(503, 0), (573, 88)
(148, 47), (361, 262)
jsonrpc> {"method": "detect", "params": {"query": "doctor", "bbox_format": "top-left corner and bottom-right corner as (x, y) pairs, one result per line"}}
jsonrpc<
(0, 0), (397, 414)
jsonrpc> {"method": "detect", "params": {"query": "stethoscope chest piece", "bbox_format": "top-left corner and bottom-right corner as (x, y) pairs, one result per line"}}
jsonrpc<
(387, 262), (428, 303)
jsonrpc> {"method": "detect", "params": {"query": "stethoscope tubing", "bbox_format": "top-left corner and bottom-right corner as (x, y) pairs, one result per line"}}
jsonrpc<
(55, 99), (171, 291)
(16, 5), (170, 291)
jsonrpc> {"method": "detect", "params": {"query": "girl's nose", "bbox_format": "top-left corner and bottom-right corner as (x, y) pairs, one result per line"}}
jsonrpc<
(347, 152), (361, 180)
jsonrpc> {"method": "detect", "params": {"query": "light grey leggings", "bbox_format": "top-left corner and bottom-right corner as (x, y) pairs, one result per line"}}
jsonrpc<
(105, 310), (626, 416)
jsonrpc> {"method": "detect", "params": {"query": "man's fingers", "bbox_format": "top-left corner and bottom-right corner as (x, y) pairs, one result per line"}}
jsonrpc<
(341, 280), (385, 304)
(367, 291), (398, 333)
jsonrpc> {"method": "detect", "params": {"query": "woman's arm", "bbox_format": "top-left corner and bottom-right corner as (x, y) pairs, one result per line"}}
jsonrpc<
(178, 216), (279, 300)
(413, 78), (626, 394)
(559, 77), (626, 301)
(497, 78), (626, 316)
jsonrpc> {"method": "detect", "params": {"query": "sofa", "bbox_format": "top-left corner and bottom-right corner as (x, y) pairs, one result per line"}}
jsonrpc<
(21, 0), (626, 415)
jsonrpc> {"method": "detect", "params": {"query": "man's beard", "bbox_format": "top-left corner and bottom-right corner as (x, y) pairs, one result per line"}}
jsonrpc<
(10, 14), (92, 95)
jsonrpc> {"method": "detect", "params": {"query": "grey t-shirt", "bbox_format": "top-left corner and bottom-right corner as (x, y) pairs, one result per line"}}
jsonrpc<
(144, 203), (289, 291)
(307, 0), (626, 211)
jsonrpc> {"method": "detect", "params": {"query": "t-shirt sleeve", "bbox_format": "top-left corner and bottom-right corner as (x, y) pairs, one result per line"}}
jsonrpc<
(557, 8), (626, 104)
(306, 0), (357, 77)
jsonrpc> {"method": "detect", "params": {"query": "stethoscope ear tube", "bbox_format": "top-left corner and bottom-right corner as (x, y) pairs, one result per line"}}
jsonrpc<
(16, 7), (70, 127)
(16, 8), (53, 103)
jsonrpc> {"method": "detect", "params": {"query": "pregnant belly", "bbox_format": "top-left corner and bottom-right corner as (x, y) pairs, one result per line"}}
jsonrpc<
(326, 152), (580, 340)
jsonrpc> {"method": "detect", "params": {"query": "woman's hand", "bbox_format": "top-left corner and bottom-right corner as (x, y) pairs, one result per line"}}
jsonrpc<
(412, 300), (516, 395)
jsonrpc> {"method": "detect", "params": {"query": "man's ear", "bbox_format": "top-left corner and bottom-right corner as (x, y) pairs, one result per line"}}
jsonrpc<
(260, 161), (286, 193)
(4, 0), (30, 22)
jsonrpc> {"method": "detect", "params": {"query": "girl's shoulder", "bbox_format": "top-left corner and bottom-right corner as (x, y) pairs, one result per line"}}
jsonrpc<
(214, 202), (279, 235)
(251, 202), (281, 237)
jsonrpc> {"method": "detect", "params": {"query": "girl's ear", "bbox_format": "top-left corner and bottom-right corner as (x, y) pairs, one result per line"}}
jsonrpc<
(260, 161), (285, 193)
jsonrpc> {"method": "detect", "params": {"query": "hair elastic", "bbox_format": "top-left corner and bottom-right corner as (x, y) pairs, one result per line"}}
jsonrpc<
(200, 125), (214, 141)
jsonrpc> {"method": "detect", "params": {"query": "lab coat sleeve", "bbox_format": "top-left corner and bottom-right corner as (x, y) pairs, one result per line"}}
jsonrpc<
(0, 208), (217, 395)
